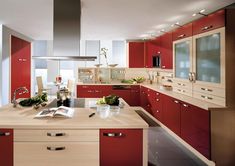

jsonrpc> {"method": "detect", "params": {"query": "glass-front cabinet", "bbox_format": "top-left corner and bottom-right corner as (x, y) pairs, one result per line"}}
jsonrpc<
(173, 37), (193, 96)
(193, 27), (225, 87)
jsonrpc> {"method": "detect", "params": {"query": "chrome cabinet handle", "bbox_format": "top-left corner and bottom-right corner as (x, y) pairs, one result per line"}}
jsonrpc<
(182, 104), (189, 108)
(0, 132), (10, 136)
(156, 93), (159, 95)
(47, 133), (66, 137)
(156, 110), (159, 113)
(177, 83), (186, 86)
(201, 25), (213, 31)
(201, 88), (213, 92)
(87, 90), (93, 93)
(177, 34), (186, 38)
(47, 146), (65, 151)
(201, 95), (213, 100)
(177, 89), (185, 93)
(174, 100), (179, 104)
(103, 133), (123, 137)
(162, 66), (166, 68)
(156, 99), (160, 102)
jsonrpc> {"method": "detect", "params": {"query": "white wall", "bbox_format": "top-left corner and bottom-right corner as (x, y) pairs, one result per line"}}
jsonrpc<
(1, 25), (33, 105)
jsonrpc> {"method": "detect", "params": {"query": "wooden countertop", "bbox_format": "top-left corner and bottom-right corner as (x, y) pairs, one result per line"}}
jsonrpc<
(77, 82), (224, 110)
(0, 99), (148, 129)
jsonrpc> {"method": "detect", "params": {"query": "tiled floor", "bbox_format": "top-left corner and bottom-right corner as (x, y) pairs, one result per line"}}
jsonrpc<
(148, 126), (207, 166)
(135, 110), (207, 166)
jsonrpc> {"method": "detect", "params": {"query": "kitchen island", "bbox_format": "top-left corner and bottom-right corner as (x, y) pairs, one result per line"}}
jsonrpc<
(0, 98), (148, 166)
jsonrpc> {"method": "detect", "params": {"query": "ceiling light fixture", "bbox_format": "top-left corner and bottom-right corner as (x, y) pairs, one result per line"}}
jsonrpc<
(192, 9), (207, 17)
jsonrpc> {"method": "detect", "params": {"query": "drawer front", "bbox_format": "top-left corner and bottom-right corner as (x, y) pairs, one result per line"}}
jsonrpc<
(173, 23), (193, 41)
(193, 84), (225, 98)
(14, 130), (99, 142)
(173, 87), (193, 97)
(193, 92), (225, 106)
(193, 10), (225, 35)
(14, 142), (99, 166)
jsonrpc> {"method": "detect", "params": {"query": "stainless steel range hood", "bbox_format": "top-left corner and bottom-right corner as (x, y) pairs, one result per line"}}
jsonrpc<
(33, 0), (96, 61)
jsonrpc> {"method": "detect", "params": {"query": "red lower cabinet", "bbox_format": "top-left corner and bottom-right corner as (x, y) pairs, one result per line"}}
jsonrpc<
(100, 129), (143, 166)
(162, 95), (181, 136)
(129, 85), (140, 106)
(151, 92), (163, 122)
(0, 129), (13, 166)
(181, 104), (210, 159)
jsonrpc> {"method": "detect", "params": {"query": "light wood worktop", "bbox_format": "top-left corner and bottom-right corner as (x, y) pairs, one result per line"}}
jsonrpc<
(0, 99), (148, 129)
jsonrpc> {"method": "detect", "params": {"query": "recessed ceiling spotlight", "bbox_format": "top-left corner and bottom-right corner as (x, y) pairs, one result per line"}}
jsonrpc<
(200, 9), (206, 13)
(192, 13), (197, 17)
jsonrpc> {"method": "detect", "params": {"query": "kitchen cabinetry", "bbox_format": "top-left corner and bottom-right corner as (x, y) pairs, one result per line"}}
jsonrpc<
(180, 104), (210, 159)
(100, 129), (143, 166)
(129, 85), (140, 106)
(140, 86), (151, 114)
(162, 95), (181, 136)
(161, 32), (173, 69)
(145, 41), (158, 68)
(193, 10), (225, 35)
(0, 129), (13, 166)
(14, 129), (99, 166)
(173, 23), (193, 41)
(151, 91), (163, 122)
(173, 24), (225, 105)
(77, 85), (112, 98)
(11, 36), (31, 100)
(128, 42), (145, 68)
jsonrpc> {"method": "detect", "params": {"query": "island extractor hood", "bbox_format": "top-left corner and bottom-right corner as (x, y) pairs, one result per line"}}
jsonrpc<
(33, 0), (97, 61)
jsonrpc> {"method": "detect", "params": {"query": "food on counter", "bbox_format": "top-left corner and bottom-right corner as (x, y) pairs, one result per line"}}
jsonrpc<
(19, 93), (48, 107)
(121, 76), (145, 84)
(133, 76), (145, 83)
(97, 95), (120, 106)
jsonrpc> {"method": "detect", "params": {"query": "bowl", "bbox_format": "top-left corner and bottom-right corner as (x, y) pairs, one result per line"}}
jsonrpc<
(108, 64), (118, 68)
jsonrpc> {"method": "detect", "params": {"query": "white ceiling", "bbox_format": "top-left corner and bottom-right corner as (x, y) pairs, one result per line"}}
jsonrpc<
(0, 0), (235, 40)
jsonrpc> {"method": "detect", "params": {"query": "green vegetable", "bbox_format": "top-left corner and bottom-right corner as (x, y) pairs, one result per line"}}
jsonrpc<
(121, 79), (134, 84)
(96, 95), (120, 106)
(19, 93), (48, 107)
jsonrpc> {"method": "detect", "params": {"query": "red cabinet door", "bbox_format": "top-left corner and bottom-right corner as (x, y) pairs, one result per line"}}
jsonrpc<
(172, 23), (193, 41)
(145, 41), (159, 68)
(128, 42), (145, 68)
(181, 104), (210, 159)
(193, 10), (225, 35)
(161, 32), (173, 69)
(0, 129), (13, 166)
(162, 95), (181, 136)
(129, 85), (140, 106)
(11, 36), (31, 100)
(111, 89), (131, 104)
(77, 85), (112, 98)
(100, 129), (143, 166)
(140, 86), (151, 113)
(151, 91), (163, 122)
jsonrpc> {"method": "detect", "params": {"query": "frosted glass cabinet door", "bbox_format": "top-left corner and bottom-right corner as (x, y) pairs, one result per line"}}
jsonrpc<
(175, 41), (191, 79)
(195, 33), (221, 83)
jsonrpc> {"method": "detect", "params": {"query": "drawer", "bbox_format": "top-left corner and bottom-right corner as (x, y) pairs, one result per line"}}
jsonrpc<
(193, 84), (225, 98)
(193, 10), (225, 35)
(173, 80), (193, 90)
(14, 129), (99, 142)
(14, 142), (99, 166)
(173, 87), (193, 97)
(172, 23), (193, 41)
(193, 92), (225, 106)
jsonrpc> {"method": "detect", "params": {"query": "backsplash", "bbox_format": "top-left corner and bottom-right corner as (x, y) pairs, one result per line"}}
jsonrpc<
(78, 67), (173, 85)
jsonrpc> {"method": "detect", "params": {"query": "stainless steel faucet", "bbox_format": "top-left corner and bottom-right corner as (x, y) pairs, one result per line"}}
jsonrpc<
(12, 87), (29, 107)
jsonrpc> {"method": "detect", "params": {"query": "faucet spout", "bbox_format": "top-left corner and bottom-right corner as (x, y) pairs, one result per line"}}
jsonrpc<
(12, 87), (29, 107)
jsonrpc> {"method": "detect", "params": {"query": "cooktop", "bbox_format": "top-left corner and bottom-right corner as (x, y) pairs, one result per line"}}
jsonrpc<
(46, 98), (85, 108)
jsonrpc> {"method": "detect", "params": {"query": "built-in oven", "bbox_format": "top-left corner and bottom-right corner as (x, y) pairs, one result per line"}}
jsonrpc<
(152, 55), (161, 68)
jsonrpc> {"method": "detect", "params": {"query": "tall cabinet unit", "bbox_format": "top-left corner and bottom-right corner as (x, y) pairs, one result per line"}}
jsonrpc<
(173, 10), (225, 106)
(11, 36), (31, 100)
(0, 129), (13, 166)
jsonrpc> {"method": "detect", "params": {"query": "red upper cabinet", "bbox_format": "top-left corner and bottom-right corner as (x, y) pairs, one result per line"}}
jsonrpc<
(11, 36), (31, 100)
(161, 32), (173, 69)
(193, 9), (225, 35)
(100, 129), (143, 166)
(128, 42), (145, 68)
(173, 23), (193, 41)
(0, 129), (13, 166)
